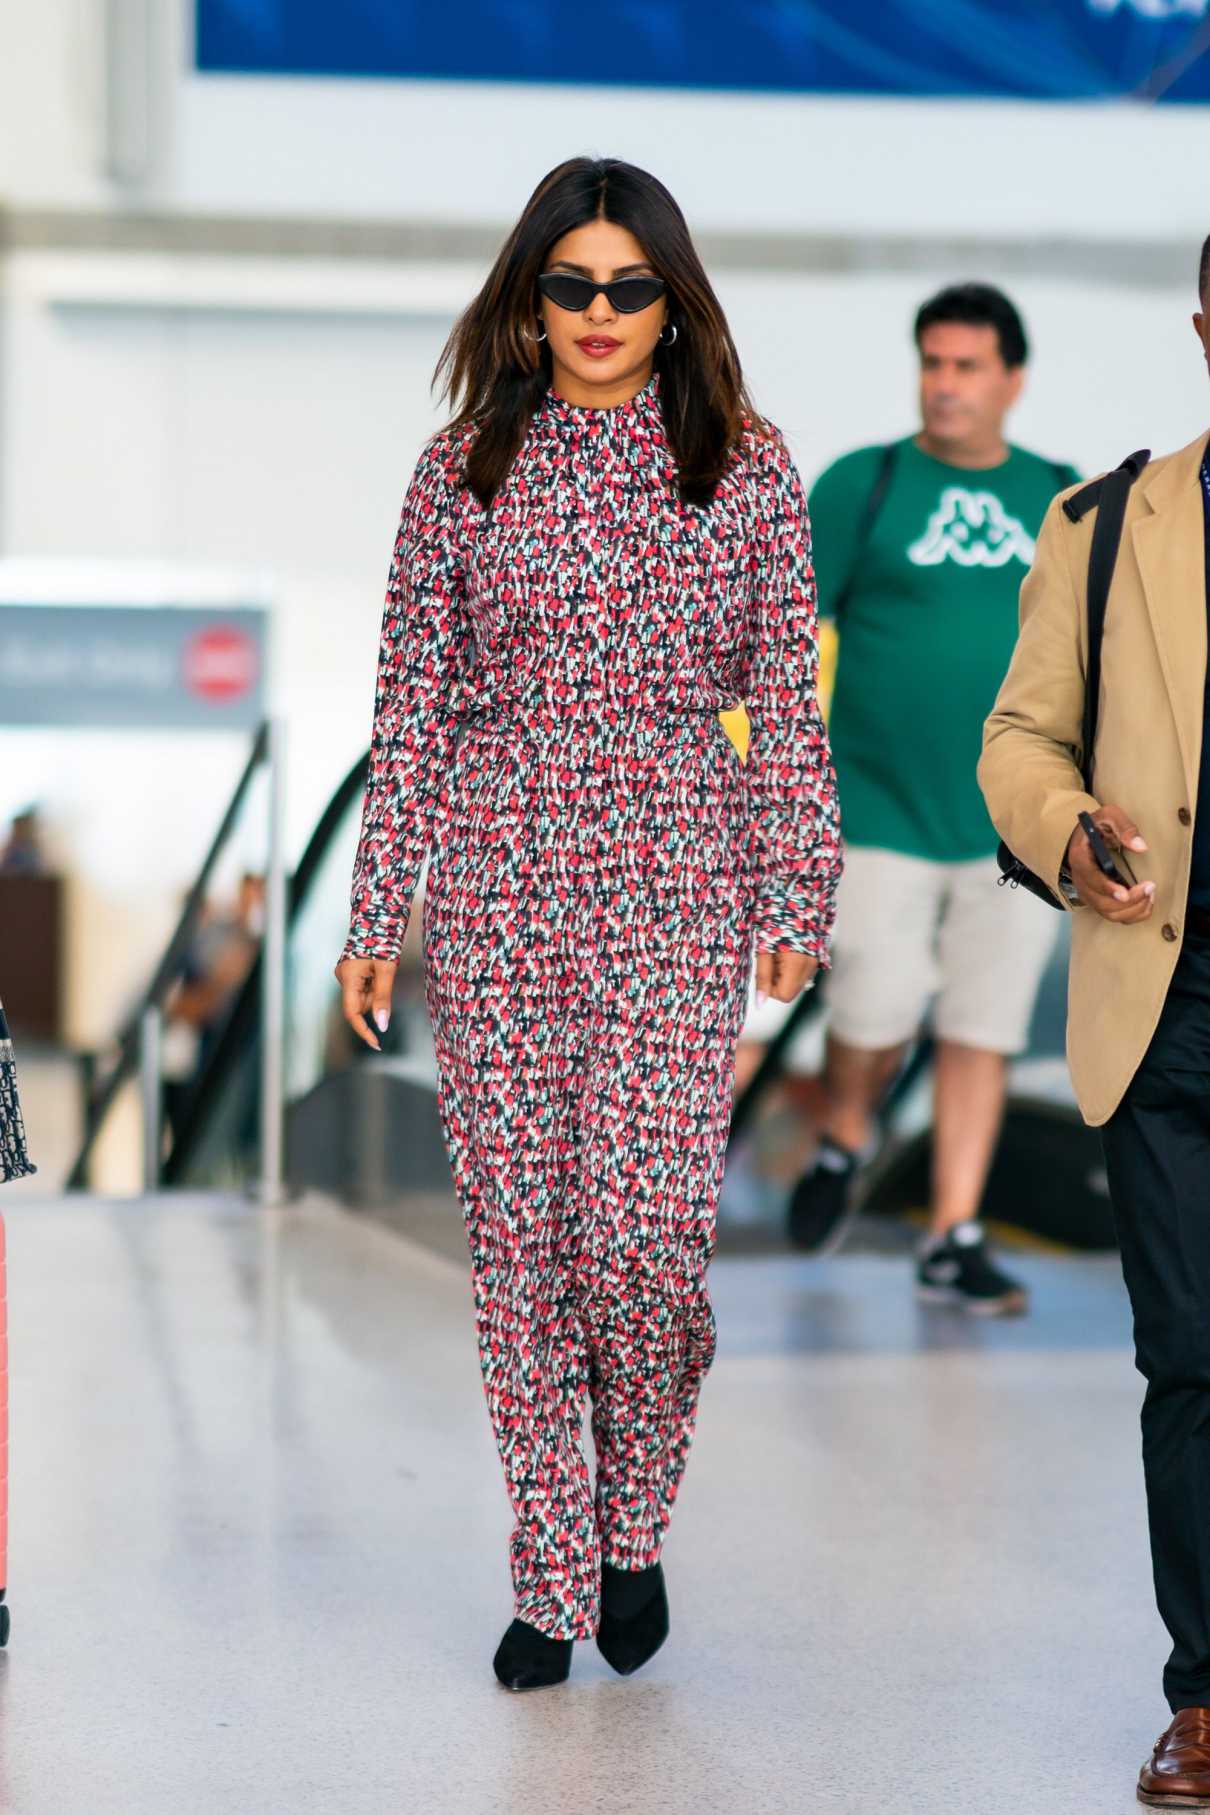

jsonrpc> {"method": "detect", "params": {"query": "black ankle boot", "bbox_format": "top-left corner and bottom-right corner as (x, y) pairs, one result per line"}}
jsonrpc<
(596, 1563), (669, 1676)
(492, 1619), (573, 1692)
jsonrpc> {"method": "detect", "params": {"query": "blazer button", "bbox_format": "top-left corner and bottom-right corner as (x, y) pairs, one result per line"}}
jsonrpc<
(1179, 807), (1193, 826)
(1163, 923), (1179, 942)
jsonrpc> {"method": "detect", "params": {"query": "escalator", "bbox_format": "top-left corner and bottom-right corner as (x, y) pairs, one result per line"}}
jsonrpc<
(67, 733), (449, 1217)
(161, 750), (451, 1211)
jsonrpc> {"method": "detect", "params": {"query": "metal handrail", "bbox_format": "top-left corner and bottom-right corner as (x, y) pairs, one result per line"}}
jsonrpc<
(727, 971), (933, 1149)
(160, 748), (369, 1187)
(727, 979), (826, 1147)
(67, 719), (275, 1191)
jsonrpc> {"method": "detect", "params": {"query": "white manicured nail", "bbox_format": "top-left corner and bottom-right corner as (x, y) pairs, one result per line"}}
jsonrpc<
(755, 989), (768, 1008)
(374, 1010), (389, 1033)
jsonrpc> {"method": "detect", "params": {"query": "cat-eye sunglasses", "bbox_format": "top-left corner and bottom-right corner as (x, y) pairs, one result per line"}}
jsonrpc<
(536, 272), (667, 314)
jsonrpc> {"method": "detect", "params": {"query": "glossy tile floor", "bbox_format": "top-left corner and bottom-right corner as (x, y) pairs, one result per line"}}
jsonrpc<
(0, 1192), (1171, 1814)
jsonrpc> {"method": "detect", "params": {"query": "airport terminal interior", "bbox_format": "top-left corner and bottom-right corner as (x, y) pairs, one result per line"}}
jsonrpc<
(4, 3), (1210, 1812)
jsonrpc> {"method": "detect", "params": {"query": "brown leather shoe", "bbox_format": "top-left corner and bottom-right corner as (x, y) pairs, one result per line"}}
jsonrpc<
(1139, 1708), (1210, 1806)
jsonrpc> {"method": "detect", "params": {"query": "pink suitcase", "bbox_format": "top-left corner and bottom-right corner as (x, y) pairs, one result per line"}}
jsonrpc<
(0, 1215), (7, 1646)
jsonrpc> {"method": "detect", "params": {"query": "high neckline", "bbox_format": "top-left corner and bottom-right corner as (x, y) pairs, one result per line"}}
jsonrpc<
(541, 370), (661, 428)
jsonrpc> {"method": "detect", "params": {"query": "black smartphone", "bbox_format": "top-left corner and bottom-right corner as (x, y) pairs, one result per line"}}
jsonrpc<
(1078, 810), (1137, 888)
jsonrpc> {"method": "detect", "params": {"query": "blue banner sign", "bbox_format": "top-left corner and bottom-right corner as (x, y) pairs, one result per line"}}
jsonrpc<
(195, 1), (1210, 102)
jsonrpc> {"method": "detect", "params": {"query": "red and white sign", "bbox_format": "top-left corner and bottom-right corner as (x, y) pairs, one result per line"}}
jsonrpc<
(183, 625), (260, 702)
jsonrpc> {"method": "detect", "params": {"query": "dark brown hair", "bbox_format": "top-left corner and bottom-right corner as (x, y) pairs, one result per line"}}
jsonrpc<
(915, 282), (1028, 369)
(434, 157), (763, 508)
(1200, 232), (1210, 305)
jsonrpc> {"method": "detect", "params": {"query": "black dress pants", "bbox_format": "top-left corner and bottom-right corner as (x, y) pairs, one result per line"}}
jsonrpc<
(1102, 934), (1210, 1711)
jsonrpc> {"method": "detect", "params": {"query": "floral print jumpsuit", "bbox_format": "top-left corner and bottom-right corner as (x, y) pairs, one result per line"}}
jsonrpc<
(343, 373), (841, 1640)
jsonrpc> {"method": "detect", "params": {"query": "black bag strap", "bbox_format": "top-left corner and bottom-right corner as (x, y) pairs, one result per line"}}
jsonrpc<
(1061, 449), (1150, 791)
(833, 450), (1070, 623)
(831, 441), (899, 621)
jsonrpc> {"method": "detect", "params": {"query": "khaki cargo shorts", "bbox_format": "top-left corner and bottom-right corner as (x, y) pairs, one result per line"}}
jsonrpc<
(825, 845), (1059, 1055)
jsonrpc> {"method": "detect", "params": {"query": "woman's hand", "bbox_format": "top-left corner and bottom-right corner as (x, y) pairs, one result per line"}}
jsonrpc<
(755, 947), (819, 1006)
(335, 955), (398, 1052)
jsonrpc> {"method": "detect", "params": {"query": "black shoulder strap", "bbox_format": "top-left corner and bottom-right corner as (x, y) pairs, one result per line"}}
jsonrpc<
(832, 442), (899, 621)
(1060, 449), (1150, 791)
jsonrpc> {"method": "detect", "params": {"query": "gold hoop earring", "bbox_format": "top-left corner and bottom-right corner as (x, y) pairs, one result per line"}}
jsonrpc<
(659, 322), (678, 347)
(522, 320), (548, 343)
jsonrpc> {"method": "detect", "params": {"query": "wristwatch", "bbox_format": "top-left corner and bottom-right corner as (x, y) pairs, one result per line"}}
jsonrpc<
(1057, 864), (1081, 907)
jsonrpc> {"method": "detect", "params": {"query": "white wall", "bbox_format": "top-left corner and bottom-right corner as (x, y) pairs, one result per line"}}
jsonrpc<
(172, 79), (1210, 244)
(0, 1), (110, 209)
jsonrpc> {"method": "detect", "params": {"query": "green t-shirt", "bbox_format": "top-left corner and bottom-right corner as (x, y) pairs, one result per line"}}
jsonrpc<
(809, 437), (1080, 862)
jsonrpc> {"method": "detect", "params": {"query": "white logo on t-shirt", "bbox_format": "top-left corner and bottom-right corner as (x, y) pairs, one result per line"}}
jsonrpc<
(908, 488), (1036, 569)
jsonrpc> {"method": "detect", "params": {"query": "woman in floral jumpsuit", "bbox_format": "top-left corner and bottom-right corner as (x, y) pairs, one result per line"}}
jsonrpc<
(338, 158), (841, 1691)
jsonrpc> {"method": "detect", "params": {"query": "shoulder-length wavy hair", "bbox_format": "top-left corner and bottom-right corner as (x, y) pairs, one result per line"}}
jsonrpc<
(434, 157), (764, 509)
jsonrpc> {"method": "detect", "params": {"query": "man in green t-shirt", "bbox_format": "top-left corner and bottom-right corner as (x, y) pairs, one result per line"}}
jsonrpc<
(787, 283), (1078, 1314)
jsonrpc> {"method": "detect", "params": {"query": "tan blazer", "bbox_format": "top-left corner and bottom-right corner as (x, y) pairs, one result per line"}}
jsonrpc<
(979, 430), (1209, 1127)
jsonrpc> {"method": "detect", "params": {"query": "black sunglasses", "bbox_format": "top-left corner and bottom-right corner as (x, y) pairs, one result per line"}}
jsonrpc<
(536, 272), (667, 315)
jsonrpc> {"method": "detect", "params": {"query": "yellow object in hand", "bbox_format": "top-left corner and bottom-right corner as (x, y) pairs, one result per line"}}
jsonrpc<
(717, 619), (837, 763)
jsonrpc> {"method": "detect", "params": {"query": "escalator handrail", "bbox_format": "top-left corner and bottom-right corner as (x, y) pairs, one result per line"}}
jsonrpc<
(727, 972), (932, 1149)
(67, 720), (270, 1189)
(160, 748), (370, 1185)
(728, 980), (826, 1146)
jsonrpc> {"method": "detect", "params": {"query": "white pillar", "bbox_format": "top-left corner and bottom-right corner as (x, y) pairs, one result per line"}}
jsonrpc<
(259, 716), (287, 1207)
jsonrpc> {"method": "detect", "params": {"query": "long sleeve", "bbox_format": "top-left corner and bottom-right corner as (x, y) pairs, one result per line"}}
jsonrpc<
(342, 437), (469, 963)
(743, 427), (843, 960)
(978, 492), (1097, 908)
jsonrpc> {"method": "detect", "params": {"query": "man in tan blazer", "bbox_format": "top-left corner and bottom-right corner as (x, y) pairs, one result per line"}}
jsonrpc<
(980, 237), (1210, 1806)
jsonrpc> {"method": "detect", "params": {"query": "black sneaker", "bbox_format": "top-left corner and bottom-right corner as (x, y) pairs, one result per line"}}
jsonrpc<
(916, 1222), (1029, 1317)
(786, 1137), (860, 1255)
